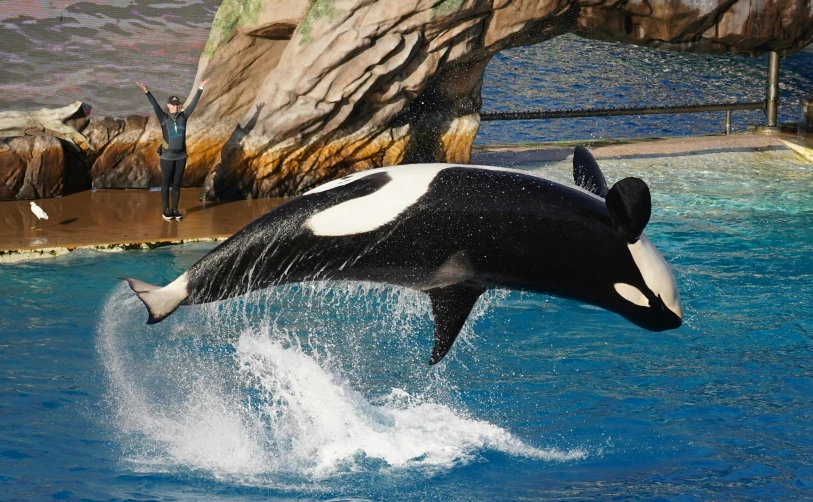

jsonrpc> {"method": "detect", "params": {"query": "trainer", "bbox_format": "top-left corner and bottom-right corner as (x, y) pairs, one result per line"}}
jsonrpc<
(136, 78), (209, 220)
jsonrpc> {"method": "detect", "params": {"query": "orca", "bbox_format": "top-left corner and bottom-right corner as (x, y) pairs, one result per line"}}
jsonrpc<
(123, 148), (682, 364)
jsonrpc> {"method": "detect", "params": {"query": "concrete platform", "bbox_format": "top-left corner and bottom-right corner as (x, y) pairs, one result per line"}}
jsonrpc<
(2, 132), (811, 262)
(471, 131), (813, 166)
(0, 189), (284, 262)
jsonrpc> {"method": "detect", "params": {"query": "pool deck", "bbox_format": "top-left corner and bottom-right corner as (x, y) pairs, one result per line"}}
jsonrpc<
(0, 189), (285, 262)
(470, 130), (813, 165)
(2, 132), (811, 262)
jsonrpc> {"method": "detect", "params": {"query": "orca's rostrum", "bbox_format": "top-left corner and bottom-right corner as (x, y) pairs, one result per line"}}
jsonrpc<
(123, 147), (682, 364)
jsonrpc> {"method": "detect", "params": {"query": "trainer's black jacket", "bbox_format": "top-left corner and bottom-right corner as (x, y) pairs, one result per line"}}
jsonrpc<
(145, 88), (202, 160)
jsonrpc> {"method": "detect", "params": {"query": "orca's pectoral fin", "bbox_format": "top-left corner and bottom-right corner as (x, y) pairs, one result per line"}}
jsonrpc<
(427, 284), (486, 365)
(573, 146), (609, 197)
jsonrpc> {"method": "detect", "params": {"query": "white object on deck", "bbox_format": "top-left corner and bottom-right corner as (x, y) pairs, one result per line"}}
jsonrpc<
(30, 202), (49, 221)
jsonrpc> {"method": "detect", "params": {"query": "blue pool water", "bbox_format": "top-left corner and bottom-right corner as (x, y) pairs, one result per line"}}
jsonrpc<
(2, 149), (812, 501)
(478, 35), (813, 145)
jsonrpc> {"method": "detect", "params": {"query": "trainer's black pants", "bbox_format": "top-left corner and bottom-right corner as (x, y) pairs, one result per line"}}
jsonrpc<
(160, 157), (186, 210)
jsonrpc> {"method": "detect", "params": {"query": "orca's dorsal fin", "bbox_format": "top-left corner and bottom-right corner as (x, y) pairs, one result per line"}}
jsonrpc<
(573, 146), (609, 197)
(427, 284), (486, 365)
(605, 177), (651, 243)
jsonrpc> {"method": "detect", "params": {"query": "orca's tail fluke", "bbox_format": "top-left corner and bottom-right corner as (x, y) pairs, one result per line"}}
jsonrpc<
(121, 274), (189, 324)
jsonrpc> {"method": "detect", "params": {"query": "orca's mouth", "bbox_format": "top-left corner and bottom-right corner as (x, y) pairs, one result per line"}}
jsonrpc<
(649, 304), (683, 331)
(663, 308), (683, 330)
(625, 299), (683, 332)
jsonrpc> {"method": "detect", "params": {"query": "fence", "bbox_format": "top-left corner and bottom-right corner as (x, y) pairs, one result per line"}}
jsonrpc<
(480, 51), (781, 135)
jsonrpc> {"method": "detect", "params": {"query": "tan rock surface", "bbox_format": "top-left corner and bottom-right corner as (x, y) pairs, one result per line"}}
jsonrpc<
(206, 0), (813, 199)
(0, 136), (66, 200)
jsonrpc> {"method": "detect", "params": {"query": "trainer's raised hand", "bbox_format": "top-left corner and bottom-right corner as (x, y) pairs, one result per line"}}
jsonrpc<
(199, 78), (210, 89)
(136, 81), (148, 93)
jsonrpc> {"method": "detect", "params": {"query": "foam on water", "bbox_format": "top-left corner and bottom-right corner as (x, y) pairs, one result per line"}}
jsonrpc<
(98, 289), (273, 478)
(97, 283), (585, 485)
(524, 149), (813, 217)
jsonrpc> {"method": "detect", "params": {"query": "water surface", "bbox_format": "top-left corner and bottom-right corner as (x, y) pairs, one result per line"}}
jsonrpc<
(2, 149), (812, 500)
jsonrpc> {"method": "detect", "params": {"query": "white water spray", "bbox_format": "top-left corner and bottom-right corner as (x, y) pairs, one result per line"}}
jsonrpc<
(98, 281), (585, 485)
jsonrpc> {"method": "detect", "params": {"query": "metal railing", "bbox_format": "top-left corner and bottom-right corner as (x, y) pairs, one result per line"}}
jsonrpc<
(480, 101), (766, 135)
(479, 51), (781, 135)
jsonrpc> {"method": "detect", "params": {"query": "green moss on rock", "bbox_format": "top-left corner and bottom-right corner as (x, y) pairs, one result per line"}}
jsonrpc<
(432, 0), (465, 17)
(296, 0), (338, 45)
(203, 0), (265, 57)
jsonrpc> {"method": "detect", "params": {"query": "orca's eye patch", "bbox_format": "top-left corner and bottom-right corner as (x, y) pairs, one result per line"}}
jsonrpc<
(614, 282), (649, 307)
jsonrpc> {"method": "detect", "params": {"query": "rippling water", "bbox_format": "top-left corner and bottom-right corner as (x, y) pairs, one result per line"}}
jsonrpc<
(0, 0), (216, 116)
(2, 149), (812, 500)
(2, 2), (813, 501)
(480, 38), (813, 143)
(0, 1), (811, 144)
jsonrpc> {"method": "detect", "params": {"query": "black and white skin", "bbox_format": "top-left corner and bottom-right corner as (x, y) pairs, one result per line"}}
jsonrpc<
(123, 147), (682, 364)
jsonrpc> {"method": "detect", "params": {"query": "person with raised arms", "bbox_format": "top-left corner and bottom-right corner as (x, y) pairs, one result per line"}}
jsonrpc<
(136, 78), (209, 221)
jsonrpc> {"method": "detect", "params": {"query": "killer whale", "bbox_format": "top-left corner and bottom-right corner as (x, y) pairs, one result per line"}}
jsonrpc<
(123, 148), (682, 364)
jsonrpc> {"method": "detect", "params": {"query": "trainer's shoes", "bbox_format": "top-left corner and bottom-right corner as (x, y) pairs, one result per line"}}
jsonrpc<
(162, 208), (173, 221)
(172, 208), (183, 220)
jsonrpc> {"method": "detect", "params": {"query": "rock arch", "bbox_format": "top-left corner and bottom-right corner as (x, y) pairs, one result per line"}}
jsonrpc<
(195, 0), (813, 200)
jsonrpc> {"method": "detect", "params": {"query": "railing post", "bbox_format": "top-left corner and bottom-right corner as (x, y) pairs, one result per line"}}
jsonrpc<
(801, 97), (813, 134)
(765, 51), (780, 128)
(725, 109), (732, 135)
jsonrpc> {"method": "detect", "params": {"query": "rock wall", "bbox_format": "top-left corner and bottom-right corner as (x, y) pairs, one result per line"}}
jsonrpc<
(1, 112), (157, 199)
(204, 0), (813, 199)
(1, 110), (194, 199)
(0, 136), (66, 200)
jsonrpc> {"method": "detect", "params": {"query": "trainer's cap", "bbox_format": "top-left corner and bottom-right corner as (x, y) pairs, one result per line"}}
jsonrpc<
(167, 95), (181, 105)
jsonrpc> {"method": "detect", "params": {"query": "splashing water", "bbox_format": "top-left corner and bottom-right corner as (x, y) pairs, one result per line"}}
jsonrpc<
(94, 149), (812, 486)
(97, 281), (585, 485)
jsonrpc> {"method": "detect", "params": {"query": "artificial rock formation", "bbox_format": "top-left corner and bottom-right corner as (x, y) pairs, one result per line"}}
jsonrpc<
(1, 105), (172, 199)
(0, 101), (95, 152)
(0, 105), (159, 199)
(203, 0), (813, 199)
(1, 0), (812, 201)
(0, 136), (66, 200)
(0, 102), (93, 200)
